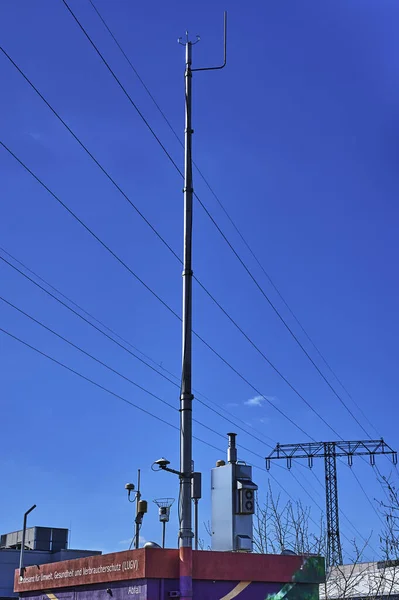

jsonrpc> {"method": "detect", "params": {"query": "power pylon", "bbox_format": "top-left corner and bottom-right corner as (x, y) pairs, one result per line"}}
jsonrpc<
(266, 439), (397, 567)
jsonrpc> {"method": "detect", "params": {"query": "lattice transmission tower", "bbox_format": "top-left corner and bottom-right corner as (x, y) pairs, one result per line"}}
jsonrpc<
(266, 439), (397, 567)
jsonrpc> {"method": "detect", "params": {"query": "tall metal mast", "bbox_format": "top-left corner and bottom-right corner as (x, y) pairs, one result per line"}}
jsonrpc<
(178, 17), (227, 600)
(178, 31), (196, 600)
(266, 439), (397, 567)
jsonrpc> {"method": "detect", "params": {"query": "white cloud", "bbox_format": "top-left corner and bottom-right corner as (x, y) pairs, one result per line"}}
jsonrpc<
(245, 395), (264, 407)
(245, 394), (277, 407)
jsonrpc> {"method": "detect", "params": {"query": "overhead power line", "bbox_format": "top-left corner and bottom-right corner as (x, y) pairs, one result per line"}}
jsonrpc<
(192, 195), (373, 441)
(0, 6), (383, 551)
(86, 0), (380, 442)
(87, 0), (182, 149)
(0, 293), (272, 461)
(288, 468), (377, 553)
(0, 271), (372, 549)
(194, 278), (340, 438)
(1, 326), (178, 434)
(0, 245), (180, 383)
(0, 250), (275, 450)
(59, 0), (374, 440)
(0, 48), (325, 439)
(1, 38), (374, 443)
(0, 46), (181, 264)
(0, 140), (318, 440)
(1, 251), (329, 507)
(0, 325), (223, 455)
(0, 318), (317, 501)
(0, 127), (367, 448)
(0, 140), (179, 317)
(265, 468), (372, 554)
(0, 322), (356, 550)
(9, 245), (382, 528)
(61, 0), (182, 177)
(0, 262), (375, 555)
(0, 43), (289, 441)
(267, 440), (394, 564)
(350, 467), (386, 530)
(1, 248), (338, 512)
(3, 52), (384, 528)
(4, 133), (386, 511)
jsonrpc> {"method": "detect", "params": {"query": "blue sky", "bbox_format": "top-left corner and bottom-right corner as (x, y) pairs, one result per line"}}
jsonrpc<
(1, 0), (398, 560)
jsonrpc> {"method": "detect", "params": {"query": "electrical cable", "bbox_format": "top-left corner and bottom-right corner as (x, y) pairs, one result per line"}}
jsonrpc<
(0, 326), (234, 455)
(0, 46), (181, 265)
(61, 0), (182, 179)
(264, 469), (373, 554)
(0, 321), (315, 510)
(194, 278), (341, 438)
(289, 468), (376, 551)
(0, 251), (276, 450)
(0, 252), (183, 382)
(371, 464), (392, 510)
(0, 325), (338, 550)
(269, 448), (392, 548)
(0, 307), (373, 553)
(1, 248), (343, 511)
(87, 0), (182, 149)
(0, 47), (287, 444)
(0, 43), (366, 443)
(0, 325), (183, 433)
(58, 12), (393, 531)
(1, 144), (383, 555)
(342, 455), (397, 513)
(2, 113), (382, 540)
(3, 131), (384, 524)
(267, 458), (378, 552)
(0, 245), (278, 447)
(4, 137), (390, 545)
(0, 140), (180, 318)
(350, 467), (387, 530)
(1, 11), (386, 548)
(0, 140), (316, 440)
(86, 0), (381, 441)
(194, 193), (372, 439)
(59, 0), (374, 440)
(0, 293), (270, 462)
(0, 249), (333, 502)
(3, 290), (368, 550)
(0, 245), (179, 381)
(0, 246), (275, 447)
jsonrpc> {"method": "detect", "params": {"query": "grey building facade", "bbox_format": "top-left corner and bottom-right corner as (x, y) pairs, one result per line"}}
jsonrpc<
(0, 527), (101, 600)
